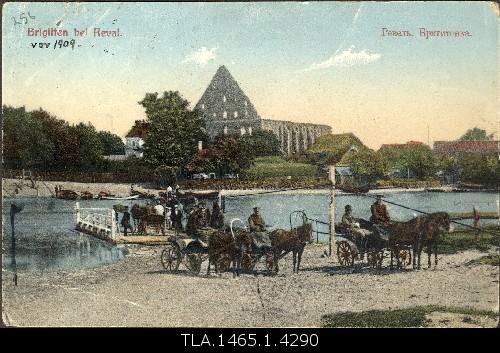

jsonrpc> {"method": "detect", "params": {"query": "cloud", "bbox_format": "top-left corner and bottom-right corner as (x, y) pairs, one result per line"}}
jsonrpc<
(182, 47), (217, 67)
(305, 46), (381, 71)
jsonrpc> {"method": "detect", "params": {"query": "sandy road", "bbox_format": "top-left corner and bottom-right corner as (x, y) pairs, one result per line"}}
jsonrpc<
(2, 244), (498, 327)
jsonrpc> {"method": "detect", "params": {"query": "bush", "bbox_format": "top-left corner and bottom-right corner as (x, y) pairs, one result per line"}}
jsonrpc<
(154, 165), (179, 187)
(376, 178), (440, 189)
(242, 157), (319, 180)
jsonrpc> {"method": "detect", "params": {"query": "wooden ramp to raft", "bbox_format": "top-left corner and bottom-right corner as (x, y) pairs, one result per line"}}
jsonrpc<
(116, 230), (192, 245)
(116, 235), (172, 245)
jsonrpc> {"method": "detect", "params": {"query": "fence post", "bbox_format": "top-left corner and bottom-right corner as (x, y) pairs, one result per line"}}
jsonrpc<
(75, 202), (80, 225)
(329, 166), (336, 258)
(497, 196), (500, 227)
(111, 208), (116, 240)
(315, 220), (319, 244)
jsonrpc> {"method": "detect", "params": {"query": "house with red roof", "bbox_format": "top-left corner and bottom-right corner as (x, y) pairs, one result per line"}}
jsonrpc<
(125, 120), (149, 158)
(433, 140), (499, 156)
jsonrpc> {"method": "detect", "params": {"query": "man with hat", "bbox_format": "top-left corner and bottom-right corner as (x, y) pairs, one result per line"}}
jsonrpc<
(121, 206), (133, 236)
(248, 207), (266, 232)
(370, 195), (390, 227)
(170, 204), (183, 233)
(342, 204), (371, 239)
(248, 207), (271, 251)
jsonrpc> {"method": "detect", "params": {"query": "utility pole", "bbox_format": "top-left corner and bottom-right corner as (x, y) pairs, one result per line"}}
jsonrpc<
(10, 203), (24, 286)
(328, 166), (336, 258)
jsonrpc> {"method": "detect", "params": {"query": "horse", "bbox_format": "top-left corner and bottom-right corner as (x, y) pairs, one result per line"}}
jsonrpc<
(417, 212), (451, 269)
(207, 219), (253, 277)
(387, 216), (427, 269)
(388, 212), (451, 269)
(131, 204), (148, 233)
(142, 214), (166, 235)
(268, 212), (313, 273)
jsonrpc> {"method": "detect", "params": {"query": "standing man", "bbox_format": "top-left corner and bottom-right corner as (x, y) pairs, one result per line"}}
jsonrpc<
(171, 205), (183, 233)
(210, 201), (224, 229)
(166, 185), (173, 200)
(186, 205), (200, 238)
(121, 206), (133, 236)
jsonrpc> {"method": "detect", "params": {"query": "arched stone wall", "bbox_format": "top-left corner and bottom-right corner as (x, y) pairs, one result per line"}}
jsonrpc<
(261, 119), (331, 155)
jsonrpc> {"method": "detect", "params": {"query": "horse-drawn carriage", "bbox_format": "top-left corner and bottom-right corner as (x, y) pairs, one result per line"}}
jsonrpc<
(161, 236), (209, 274)
(335, 219), (412, 269)
(336, 212), (451, 270)
(160, 210), (314, 276)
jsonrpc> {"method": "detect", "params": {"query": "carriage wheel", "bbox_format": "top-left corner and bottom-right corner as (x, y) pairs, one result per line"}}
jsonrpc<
(265, 253), (275, 272)
(185, 254), (203, 274)
(161, 244), (181, 272)
(216, 254), (231, 273)
(337, 242), (355, 267)
(399, 249), (412, 267)
(367, 251), (380, 268)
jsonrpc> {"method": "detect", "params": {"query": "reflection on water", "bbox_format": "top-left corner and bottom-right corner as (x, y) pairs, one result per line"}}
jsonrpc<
(2, 192), (498, 271)
(2, 232), (125, 272)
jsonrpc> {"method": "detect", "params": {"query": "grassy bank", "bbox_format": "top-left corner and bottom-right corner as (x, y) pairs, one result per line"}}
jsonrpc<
(242, 156), (319, 179)
(440, 226), (500, 254)
(470, 254), (500, 266)
(321, 305), (498, 328)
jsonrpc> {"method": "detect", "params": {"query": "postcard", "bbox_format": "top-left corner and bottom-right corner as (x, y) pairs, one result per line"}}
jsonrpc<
(1, 1), (499, 335)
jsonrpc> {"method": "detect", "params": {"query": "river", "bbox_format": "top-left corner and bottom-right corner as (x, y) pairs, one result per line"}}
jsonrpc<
(2, 191), (499, 272)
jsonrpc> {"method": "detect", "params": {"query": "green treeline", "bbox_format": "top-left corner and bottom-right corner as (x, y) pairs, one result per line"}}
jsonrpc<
(2, 105), (125, 171)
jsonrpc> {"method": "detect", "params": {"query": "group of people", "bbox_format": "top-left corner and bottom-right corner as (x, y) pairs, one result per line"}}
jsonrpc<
(341, 194), (391, 240)
(118, 199), (184, 236)
(184, 201), (225, 238)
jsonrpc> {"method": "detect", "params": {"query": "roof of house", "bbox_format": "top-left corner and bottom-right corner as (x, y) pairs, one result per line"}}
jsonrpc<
(125, 121), (149, 138)
(379, 141), (427, 150)
(433, 140), (499, 155)
(307, 133), (370, 164)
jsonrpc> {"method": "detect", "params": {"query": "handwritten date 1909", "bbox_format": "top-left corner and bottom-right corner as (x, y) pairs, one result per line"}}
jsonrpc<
(31, 39), (76, 50)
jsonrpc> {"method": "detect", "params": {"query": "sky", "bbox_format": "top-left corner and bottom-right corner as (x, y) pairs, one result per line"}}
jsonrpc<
(2, 2), (498, 149)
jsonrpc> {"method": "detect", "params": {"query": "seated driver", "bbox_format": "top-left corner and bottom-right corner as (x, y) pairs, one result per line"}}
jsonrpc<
(248, 207), (266, 232)
(341, 204), (372, 239)
(248, 207), (271, 250)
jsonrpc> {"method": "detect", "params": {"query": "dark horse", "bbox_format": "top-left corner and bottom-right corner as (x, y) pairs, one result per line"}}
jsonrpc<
(130, 204), (150, 233)
(207, 219), (253, 277)
(388, 212), (451, 269)
(417, 212), (451, 269)
(268, 211), (313, 273)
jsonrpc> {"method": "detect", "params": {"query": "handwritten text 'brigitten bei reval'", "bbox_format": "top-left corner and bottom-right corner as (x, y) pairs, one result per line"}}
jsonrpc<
(26, 27), (121, 50)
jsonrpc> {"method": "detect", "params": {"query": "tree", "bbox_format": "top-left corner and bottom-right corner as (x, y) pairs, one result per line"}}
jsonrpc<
(458, 154), (500, 186)
(2, 105), (54, 169)
(31, 108), (81, 170)
(459, 127), (494, 141)
(380, 145), (437, 179)
(239, 130), (281, 157)
(402, 146), (437, 179)
(73, 122), (104, 171)
(349, 150), (386, 183)
(97, 131), (125, 155)
(139, 91), (206, 170)
(206, 134), (253, 176)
